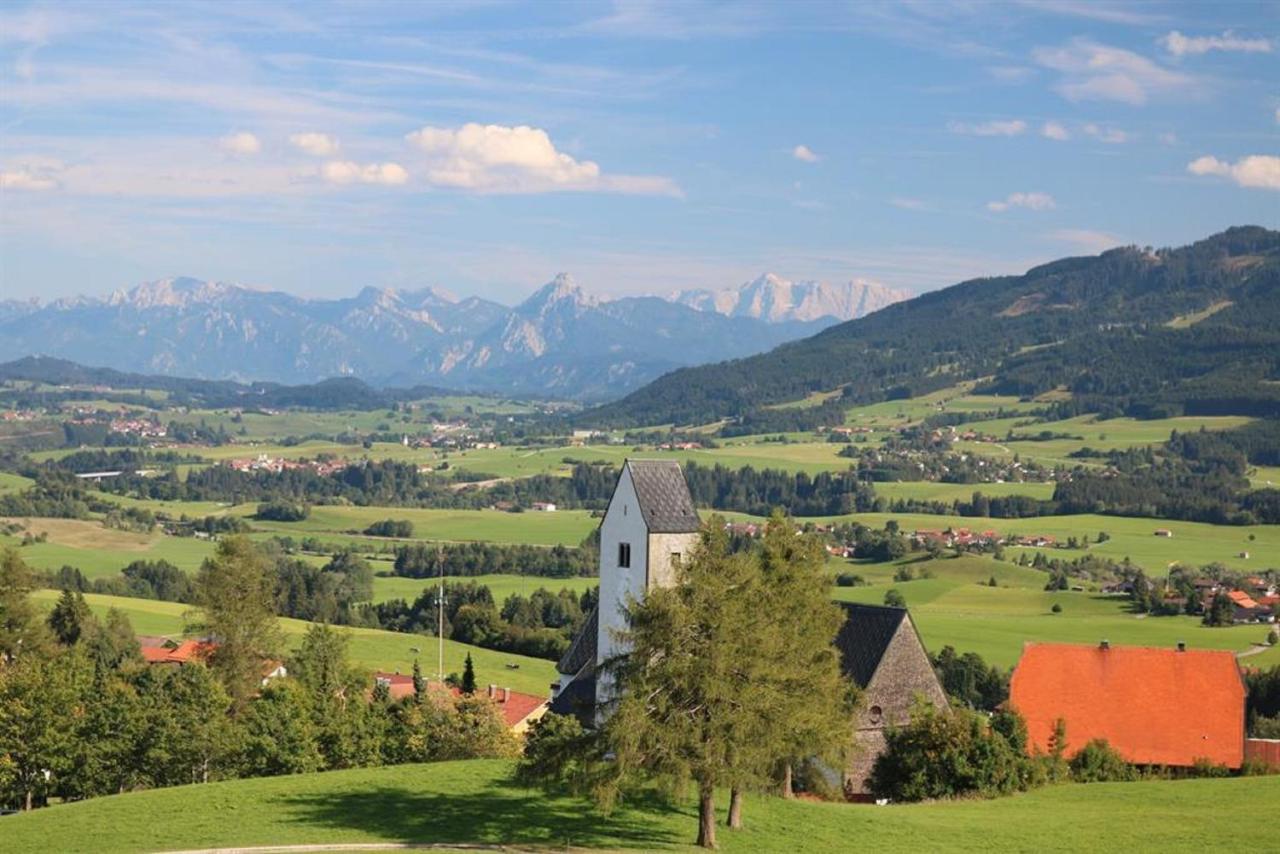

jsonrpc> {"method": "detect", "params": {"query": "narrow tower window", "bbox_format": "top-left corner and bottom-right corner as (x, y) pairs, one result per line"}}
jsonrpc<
(618, 542), (632, 568)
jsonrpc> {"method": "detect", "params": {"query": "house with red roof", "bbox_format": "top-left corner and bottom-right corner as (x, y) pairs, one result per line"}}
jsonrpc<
(1009, 642), (1246, 769)
(137, 637), (285, 685)
(372, 672), (547, 732)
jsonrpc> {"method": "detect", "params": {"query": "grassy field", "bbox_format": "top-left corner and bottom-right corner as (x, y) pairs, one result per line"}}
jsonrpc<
(0, 517), (217, 577)
(873, 480), (1055, 503)
(5, 759), (1276, 853)
(372, 573), (597, 605)
(30, 590), (557, 696)
(829, 555), (1270, 669)
(819, 511), (1276, 572)
(0, 470), (33, 494)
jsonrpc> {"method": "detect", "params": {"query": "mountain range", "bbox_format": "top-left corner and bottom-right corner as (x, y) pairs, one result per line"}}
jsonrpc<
(0, 274), (907, 400)
(587, 226), (1280, 427)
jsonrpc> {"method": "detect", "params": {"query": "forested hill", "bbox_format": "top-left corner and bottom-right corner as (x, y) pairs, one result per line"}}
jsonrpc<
(583, 226), (1280, 427)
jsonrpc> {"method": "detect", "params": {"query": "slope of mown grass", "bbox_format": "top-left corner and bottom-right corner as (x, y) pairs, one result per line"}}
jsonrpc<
(29, 590), (557, 696)
(372, 573), (597, 605)
(4, 759), (1276, 854)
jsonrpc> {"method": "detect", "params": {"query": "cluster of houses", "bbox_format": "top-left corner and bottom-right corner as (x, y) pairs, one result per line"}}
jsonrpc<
(1208, 577), (1279, 624)
(549, 460), (1279, 799)
(371, 672), (548, 732)
(223, 454), (348, 476)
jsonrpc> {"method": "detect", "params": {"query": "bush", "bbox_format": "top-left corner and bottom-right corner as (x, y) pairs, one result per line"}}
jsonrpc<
(1069, 739), (1136, 782)
(255, 500), (309, 522)
(515, 712), (601, 793)
(883, 588), (906, 608)
(364, 519), (414, 538)
(868, 703), (1031, 801)
(1051, 603), (1063, 613)
(834, 572), (866, 587)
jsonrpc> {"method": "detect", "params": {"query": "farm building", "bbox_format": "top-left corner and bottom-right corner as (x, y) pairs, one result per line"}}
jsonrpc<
(372, 672), (548, 732)
(1009, 642), (1246, 768)
(835, 603), (949, 798)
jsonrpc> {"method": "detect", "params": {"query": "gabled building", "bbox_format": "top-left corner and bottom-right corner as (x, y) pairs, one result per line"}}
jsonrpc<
(551, 459), (703, 718)
(834, 603), (949, 798)
(1009, 642), (1246, 768)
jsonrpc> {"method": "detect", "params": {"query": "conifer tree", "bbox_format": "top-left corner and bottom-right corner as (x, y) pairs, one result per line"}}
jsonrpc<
(0, 547), (49, 663)
(48, 589), (92, 646)
(461, 652), (477, 695)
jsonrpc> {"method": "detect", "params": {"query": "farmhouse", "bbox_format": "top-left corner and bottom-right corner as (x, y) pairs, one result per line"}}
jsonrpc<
(138, 637), (287, 685)
(1009, 642), (1246, 768)
(835, 603), (949, 798)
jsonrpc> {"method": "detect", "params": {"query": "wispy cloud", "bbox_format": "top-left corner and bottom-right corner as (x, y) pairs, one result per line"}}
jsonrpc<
(1041, 121), (1070, 140)
(1187, 155), (1280, 191)
(319, 161), (408, 186)
(1033, 39), (1196, 105)
(219, 132), (261, 155)
(890, 197), (933, 211)
(289, 133), (340, 157)
(0, 160), (62, 191)
(405, 122), (681, 196)
(1048, 228), (1124, 253)
(987, 192), (1056, 212)
(1082, 123), (1131, 144)
(1161, 31), (1271, 57)
(948, 119), (1027, 136)
(792, 144), (820, 163)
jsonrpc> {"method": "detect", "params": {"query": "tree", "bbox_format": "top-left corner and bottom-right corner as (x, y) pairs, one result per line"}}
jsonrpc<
(883, 588), (906, 608)
(241, 679), (324, 777)
(0, 650), (92, 809)
(460, 653), (477, 695)
(291, 624), (380, 769)
(86, 608), (142, 673)
(189, 536), (283, 712)
(1203, 591), (1235, 627)
(48, 589), (93, 646)
(748, 512), (854, 816)
(142, 663), (237, 786)
(1069, 739), (1136, 782)
(601, 523), (771, 849)
(0, 548), (49, 663)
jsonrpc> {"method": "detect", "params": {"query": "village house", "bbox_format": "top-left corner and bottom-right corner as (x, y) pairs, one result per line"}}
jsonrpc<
(372, 672), (548, 732)
(137, 637), (287, 685)
(552, 459), (949, 797)
(1009, 642), (1246, 768)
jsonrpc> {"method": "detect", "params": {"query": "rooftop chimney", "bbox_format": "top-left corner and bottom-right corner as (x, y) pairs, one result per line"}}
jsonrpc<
(502, 686), (510, 702)
(1100, 639), (1110, 650)
(487, 683), (496, 698)
(1177, 641), (1186, 652)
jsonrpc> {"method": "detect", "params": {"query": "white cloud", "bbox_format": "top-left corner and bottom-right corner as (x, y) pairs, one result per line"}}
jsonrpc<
(0, 164), (60, 191)
(219, 132), (261, 155)
(320, 161), (408, 186)
(948, 119), (1027, 136)
(890, 197), (932, 211)
(1033, 39), (1195, 105)
(792, 144), (820, 163)
(405, 122), (680, 196)
(1041, 121), (1070, 140)
(987, 192), (1056, 212)
(289, 132), (340, 157)
(1158, 131), (1178, 145)
(1048, 229), (1124, 253)
(1187, 155), (1280, 191)
(1083, 123), (1130, 144)
(1161, 31), (1271, 57)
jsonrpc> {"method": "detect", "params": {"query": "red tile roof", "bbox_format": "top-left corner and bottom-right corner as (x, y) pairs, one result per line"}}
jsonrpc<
(1227, 590), (1261, 609)
(139, 639), (215, 665)
(372, 672), (546, 727)
(1009, 642), (1245, 768)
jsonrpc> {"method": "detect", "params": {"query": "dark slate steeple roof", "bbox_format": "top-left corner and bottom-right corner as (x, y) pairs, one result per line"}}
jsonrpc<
(556, 606), (597, 676)
(626, 459), (701, 533)
(833, 602), (909, 688)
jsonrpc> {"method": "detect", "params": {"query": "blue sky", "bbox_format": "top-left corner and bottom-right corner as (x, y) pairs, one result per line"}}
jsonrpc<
(1, 1), (1276, 304)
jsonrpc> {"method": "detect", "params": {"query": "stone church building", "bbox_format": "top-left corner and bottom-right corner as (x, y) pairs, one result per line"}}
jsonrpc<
(551, 458), (947, 798)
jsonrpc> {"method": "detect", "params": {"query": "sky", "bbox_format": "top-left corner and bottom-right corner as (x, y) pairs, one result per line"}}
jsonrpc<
(1, 0), (1277, 305)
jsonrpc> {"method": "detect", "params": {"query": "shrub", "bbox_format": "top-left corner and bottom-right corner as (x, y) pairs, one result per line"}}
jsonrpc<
(255, 500), (309, 522)
(1051, 603), (1063, 614)
(868, 703), (1030, 801)
(364, 519), (414, 538)
(835, 572), (866, 587)
(883, 588), (906, 608)
(1069, 739), (1136, 782)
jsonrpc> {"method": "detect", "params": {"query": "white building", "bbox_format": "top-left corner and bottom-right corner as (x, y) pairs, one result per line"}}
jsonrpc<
(550, 459), (702, 721)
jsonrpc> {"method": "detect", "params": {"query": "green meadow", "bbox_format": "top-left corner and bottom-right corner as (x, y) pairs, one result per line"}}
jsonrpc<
(372, 573), (597, 605)
(30, 590), (557, 696)
(829, 555), (1270, 669)
(5, 759), (1275, 854)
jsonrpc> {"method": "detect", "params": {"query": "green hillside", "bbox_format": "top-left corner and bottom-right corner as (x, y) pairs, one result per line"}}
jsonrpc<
(588, 227), (1280, 427)
(5, 759), (1276, 853)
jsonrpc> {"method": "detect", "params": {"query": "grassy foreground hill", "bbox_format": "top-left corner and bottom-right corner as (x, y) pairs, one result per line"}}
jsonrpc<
(5, 759), (1276, 853)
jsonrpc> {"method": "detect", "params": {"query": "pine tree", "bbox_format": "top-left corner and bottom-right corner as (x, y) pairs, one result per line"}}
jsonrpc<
(461, 652), (477, 695)
(412, 658), (424, 700)
(48, 589), (92, 646)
